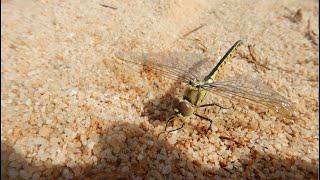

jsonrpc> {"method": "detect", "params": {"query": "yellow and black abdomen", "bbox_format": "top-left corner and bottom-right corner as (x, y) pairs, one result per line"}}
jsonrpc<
(204, 40), (243, 82)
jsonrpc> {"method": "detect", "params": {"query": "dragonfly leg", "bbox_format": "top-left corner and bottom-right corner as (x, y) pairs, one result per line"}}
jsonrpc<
(219, 136), (244, 146)
(199, 103), (232, 109)
(194, 113), (213, 131)
(167, 122), (185, 133)
(165, 116), (175, 131)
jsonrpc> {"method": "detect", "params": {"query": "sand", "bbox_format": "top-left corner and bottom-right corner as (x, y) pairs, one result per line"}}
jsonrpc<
(1, 0), (319, 179)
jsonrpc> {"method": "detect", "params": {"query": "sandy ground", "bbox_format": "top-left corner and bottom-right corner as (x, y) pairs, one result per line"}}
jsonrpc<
(1, 0), (319, 179)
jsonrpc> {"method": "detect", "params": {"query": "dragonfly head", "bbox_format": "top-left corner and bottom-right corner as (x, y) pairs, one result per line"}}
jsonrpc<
(175, 99), (195, 117)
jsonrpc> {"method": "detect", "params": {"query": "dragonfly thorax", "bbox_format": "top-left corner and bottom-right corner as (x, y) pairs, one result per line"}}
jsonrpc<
(176, 86), (207, 117)
(183, 86), (207, 106)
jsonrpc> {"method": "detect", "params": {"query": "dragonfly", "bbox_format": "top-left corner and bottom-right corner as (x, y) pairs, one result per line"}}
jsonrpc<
(115, 40), (294, 133)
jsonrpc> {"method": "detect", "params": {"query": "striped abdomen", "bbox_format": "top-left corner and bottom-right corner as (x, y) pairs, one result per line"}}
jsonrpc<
(204, 40), (243, 82)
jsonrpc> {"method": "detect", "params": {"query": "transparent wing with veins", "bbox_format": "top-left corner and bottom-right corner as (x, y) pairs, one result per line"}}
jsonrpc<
(115, 52), (294, 118)
(115, 51), (214, 83)
(204, 75), (294, 118)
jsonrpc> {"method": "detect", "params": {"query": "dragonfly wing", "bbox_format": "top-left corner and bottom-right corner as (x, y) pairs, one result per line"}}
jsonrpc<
(185, 59), (218, 82)
(205, 75), (294, 118)
(115, 51), (210, 83)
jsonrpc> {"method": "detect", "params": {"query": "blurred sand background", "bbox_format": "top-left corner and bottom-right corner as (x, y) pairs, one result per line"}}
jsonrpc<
(1, 0), (319, 179)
